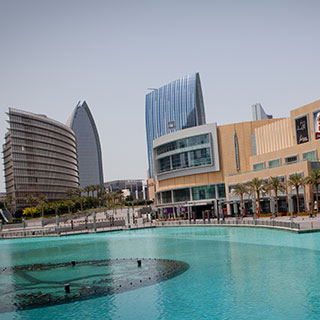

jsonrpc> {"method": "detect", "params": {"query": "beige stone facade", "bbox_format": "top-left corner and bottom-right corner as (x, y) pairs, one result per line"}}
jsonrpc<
(149, 99), (320, 216)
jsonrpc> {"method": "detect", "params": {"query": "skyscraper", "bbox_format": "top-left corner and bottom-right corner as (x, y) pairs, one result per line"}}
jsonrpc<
(145, 73), (206, 178)
(2, 108), (79, 212)
(67, 101), (104, 189)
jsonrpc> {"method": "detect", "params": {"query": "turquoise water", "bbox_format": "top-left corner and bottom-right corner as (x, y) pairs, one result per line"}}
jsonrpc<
(1, 227), (320, 319)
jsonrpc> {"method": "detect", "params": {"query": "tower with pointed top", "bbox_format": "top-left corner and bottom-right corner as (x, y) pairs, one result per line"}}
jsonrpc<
(67, 101), (104, 189)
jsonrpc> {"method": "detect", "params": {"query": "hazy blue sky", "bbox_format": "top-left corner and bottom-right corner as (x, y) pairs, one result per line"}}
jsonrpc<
(1, 0), (320, 191)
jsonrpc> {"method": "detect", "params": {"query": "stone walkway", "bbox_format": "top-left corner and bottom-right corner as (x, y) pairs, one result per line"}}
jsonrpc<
(2, 212), (320, 239)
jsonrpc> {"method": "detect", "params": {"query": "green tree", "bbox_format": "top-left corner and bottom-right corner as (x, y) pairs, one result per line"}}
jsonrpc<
(23, 206), (40, 218)
(76, 197), (86, 212)
(64, 199), (74, 215)
(25, 194), (36, 207)
(288, 173), (303, 213)
(36, 195), (48, 218)
(248, 177), (265, 216)
(232, 183), (248, 217)
(84, 186), (91, 197)
(50, 201), (61, 216)
(300, 177), (309, 211)
(5, 194), (15, 214)
(267, 177), (286, 217)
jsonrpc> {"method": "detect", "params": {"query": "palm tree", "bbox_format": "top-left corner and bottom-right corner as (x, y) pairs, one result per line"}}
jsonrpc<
(89, 185), (96, 197)
(66, 189), (74, 200)
(24, 194), (36, 217)
(84, 186), (91, 197)
(300, 177), (309, 212)
(307, 170), (320, 213)
(95, 185), (103, 198)
(64, 199), (74, 215)
(267, 177), (286, 217)
(288, 173), (303, 213)
(106, 192), (115, 211)
(25, 194), (36, 206)
(51, 201), (61, 216)
(248, 177), (264, 216)
(5, 194), (15, 214)
(76, 197), (86, 212)
(232, 183), (248, 217)
(36, 195), (48, 218)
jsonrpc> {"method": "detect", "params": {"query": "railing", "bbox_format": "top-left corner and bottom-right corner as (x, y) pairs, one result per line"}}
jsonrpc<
(1, 216), (315, 239)
(0, 218), (126, 239)
(152, 218), (300, 230)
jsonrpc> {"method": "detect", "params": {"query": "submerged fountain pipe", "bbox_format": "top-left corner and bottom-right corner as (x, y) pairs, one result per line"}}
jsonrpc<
(64, 284), (70, 293)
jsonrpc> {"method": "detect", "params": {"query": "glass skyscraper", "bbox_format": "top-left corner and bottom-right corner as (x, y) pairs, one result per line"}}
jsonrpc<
(67, 101), (104, 189)
(145, 73), (206, 178)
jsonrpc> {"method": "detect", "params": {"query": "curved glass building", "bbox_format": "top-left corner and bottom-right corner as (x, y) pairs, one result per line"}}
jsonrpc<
(2, 108), (79, 212)
(145, 73), (206, 178)
(67, 101), (104, 189)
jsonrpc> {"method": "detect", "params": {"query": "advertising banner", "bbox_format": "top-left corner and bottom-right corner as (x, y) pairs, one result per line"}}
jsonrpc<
(313, 111), (320, 139)
(295, 115), (309, 144)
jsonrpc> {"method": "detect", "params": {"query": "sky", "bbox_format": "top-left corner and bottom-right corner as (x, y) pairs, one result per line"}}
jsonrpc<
(1, 0), (320, 192)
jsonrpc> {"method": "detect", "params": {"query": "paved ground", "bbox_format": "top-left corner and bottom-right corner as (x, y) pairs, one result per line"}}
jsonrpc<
(2, 209), (320, 238)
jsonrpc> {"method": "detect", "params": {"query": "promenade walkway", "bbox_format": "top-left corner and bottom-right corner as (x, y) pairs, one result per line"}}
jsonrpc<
(1, 211), (320, 239)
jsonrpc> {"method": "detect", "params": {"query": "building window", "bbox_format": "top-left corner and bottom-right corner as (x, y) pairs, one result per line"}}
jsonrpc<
(302, 150), (317, 162)
(158, 156), (171, 173)
(192, 185), (216, 200)
(161, 191), (172, 203)
(173, 188), (190, 202)
(234, 132), (240, 170)
(253, 162), (265, 171)
(268, 159), (281, 168)
(189, 148), (211, 167)
(251, 134), (256, 156)
(285, 155), (298, 164)
(217, 184), (226, 198)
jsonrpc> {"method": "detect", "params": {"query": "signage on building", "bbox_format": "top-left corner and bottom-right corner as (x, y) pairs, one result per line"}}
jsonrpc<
(313, 111), (320, 139)
(295, 115), (309, 144)
(168, 121), (175, 129)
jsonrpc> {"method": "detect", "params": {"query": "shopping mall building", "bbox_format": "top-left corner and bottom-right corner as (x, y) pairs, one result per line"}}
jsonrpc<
(146, 76), (320, 217)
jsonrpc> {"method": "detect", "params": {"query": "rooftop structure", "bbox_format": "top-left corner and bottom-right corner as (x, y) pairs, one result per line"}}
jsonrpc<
(252, 103), (273, 120)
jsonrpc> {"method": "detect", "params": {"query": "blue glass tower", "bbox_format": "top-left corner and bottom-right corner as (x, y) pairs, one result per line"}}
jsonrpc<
(145, 73), (206, 178)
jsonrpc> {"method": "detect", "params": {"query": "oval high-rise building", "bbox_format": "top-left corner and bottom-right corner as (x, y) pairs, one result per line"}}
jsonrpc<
(67, 101), (104, 189)
(2, 108), (79, 212)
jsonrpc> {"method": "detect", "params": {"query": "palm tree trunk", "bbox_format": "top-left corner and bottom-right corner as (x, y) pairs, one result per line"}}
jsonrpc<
(316, 183), (319, 213)
(240, 194), (244, 217)
(296, 185), (300, 214)
(275, 190), (279, 218)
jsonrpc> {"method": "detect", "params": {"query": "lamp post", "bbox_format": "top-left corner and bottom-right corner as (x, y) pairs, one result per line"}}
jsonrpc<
(56, 215), (60, 235)
(93, 212), (96, 232)
(127, 205), (130, 227)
